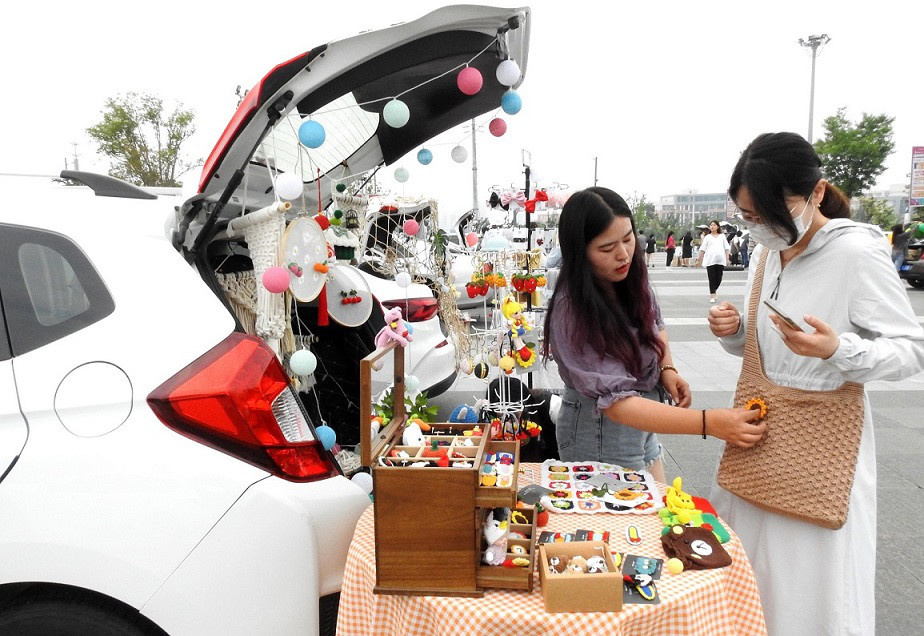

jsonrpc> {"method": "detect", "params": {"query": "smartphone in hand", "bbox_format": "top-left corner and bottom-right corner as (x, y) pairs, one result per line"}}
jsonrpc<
(763, 298), (803, 331)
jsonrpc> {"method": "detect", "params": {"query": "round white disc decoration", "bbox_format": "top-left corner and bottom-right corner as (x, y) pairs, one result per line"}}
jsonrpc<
(325, 264), (373, 327)
(281, 216), (328, 302)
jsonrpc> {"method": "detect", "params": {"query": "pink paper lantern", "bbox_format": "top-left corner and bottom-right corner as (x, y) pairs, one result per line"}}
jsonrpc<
(403, 219), (420, 236)
(465, 232), (479, 247)
(457, 67), (483, 96)
(262, 266), (291, 293)
(489, 117), (507, 137)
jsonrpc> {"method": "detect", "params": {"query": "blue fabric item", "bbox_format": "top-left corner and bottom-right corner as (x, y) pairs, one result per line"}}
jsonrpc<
(449, 404), (479, 423)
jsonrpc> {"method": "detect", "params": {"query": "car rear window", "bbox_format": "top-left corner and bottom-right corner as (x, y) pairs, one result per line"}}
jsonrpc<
(0, 224), (114, 356)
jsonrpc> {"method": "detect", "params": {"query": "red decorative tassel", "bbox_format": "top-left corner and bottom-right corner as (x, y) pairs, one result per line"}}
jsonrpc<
(318, 285), (329, 326)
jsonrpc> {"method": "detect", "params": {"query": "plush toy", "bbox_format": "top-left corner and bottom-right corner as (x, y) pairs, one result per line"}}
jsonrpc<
(482, 508), (510, 566)
(500, 296), (536, 368)
(374, 306), (413, 348)
(660, 524), (732, 570)
(664, 476), (696, 524)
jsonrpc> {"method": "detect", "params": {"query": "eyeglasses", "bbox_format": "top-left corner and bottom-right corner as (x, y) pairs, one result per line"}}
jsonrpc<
(732, 207), (762, 224)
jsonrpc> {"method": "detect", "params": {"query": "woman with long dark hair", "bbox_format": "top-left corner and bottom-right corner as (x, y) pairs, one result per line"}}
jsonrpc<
(665, 231), (676, 267)
(542, 187), (764, 482)
(708, 132), (924, 634)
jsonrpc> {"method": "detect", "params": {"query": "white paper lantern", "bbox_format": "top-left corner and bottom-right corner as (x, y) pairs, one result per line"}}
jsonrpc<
(405, 375), (420, 393)
(274, 173), (304, 200)
(396, 272), (412, 288)
(351, 471), (373, 494)
(383, 99), (410, 128)
(495, 59), (521, 86)
(394, 167), (410, 183)
(451, 145), (468, 163)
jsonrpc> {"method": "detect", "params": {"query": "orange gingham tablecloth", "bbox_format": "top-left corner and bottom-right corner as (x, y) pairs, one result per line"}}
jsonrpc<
(337, 464), (767, 635)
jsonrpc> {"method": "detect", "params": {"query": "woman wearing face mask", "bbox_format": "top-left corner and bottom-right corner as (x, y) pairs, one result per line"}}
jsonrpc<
(543, 187), (765, 483)
(707, 132), (924, 635)
(695, 220), (731, 302)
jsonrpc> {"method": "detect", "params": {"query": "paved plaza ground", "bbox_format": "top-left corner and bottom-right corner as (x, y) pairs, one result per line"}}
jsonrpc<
(433, 261), (924, 634)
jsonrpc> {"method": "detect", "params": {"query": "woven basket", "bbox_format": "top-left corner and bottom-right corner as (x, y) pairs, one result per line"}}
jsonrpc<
(717, 250), (864, 530)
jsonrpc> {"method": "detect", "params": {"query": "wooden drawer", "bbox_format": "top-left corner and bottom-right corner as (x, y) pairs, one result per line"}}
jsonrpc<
(475, 440), (520, 508)
(477, 507), (538, 592)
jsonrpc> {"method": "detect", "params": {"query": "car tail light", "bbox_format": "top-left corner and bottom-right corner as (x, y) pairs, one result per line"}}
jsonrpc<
(381, 298), (439, 323)
(147, 332), (339, 482)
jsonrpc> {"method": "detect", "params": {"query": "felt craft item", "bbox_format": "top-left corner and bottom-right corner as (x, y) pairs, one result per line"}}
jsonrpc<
(717, 250), (864, 530)
(660, 525), (731, 570)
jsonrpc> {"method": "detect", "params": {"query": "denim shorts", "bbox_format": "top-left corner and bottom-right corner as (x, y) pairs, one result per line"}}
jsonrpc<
(556, 387), (664, 470)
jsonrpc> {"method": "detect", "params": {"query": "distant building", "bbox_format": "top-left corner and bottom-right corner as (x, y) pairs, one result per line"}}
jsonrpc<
(851, 184), (909, 219)
(657, 191), (733, 224)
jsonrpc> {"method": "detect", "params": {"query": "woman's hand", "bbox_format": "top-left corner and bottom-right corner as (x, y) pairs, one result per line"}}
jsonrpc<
(708, 408), (767, 448)
(770, 313), (840, 359)
(660, 370), (692, 407)
(708, 301), (741, 337)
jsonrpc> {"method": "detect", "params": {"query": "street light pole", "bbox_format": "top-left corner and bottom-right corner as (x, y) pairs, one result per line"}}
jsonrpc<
(798, 34), (831, 143)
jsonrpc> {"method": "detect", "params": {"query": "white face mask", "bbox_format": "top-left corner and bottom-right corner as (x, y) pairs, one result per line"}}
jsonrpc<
(742, 197), (814, 251)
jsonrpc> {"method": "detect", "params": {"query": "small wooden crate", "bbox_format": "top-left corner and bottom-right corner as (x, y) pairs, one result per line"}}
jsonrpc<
(360, 343), (532, 597)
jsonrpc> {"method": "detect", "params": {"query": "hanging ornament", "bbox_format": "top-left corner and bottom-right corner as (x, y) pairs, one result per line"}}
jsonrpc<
(314, 214), (331, 231)
(488, 351), (500, 367)
(298, 120), (326, 148)
(489, 117), (507, 137)
(274, 173), (304, 200)
(405, 375), (421, 393)
(465, 232), (479, 247)
(290, 349), (318, 376)
(473, 362), (489, 379)
(335, 182), (347, 193)
(417, 148), (433, 165)
(501, 89), (522, 115)
(403, 219), (420, 236)
(499, 355), (516, 375)
(262, 267), (290, 294)
(383, 98), (410, 128)
(495, 59), (521, 86)
(395, 272), (412, 288)
(460, 358), (474, 375)
(451, 145), (468, 163)
(457, 66), (483, 95)
(315, 424), (336, 450)
(351, 471), (374, 495)
(394, 167), (410, 183)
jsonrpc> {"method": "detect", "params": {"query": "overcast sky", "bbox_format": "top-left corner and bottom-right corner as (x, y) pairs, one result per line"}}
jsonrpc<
(3, 0), (921, 225)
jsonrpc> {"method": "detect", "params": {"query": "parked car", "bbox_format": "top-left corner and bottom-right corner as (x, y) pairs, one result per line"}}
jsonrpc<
(0, 4), (529, 634)
(899, 238), (924, 288)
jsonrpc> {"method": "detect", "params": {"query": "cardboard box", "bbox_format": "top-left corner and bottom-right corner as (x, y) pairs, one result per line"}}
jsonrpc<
(538, 541), (623, 613)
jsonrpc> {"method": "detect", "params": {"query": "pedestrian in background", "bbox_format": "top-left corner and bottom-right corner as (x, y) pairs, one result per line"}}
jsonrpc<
(646, 233), (656, 267)
(891, 222), (913, 271)
(737, 230), (749, 268)
(695, 220), (730, 302)
(665, 231), (676, 267)
(680, 230), (693, 266)
(707, 131), (924, 636)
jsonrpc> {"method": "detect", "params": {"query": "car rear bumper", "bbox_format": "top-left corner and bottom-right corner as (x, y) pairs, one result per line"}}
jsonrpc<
(141, 474), (370, 635)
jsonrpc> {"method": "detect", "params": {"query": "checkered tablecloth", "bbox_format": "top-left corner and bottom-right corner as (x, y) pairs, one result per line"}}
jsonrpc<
(337, 464), (767, 635)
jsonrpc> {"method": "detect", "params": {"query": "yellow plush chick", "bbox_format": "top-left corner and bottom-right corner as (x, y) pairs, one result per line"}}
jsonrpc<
(665, 476), (696, 524)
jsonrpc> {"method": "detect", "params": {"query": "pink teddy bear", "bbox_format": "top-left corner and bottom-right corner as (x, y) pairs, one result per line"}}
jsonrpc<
(374, 306), (413, 348)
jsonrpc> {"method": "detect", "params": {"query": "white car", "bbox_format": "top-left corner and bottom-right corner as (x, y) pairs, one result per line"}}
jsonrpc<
(0, 4), (529, 634)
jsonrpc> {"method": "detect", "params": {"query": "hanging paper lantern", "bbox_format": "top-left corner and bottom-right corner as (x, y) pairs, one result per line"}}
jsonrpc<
(417, 148), (433, 165)
(396, 272), (412, 288)
(290, 349), (318, 375)
(403, 219), (420, 236)
(451, 145), (468, 163)
(457, 66), (483, 95)
(394, 167), (410, 183)
(465, 232), (479, 247)
(383, 99), (410, 128)
(473, 362), (489, 379)
(501, 89), (522, 115)
(405, 375), (420, 393)
(298, 120), (326, 148)
(489, 117), (507, 137)
(351, 471), (374, 494)
(262, 267), (290, 293)
(315, 424), (336, 450)
(274, 173), (304, 200)
(495, 59), (521, 86)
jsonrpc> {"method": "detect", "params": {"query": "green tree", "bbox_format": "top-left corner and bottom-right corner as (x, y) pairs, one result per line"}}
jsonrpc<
(627, 192), (658, 236)
(813, 108), (895, 200)
(87, 92), (198, 187)
(855, 196), (896, 229)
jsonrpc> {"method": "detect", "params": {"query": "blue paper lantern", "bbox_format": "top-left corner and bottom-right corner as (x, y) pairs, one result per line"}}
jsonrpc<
(298, 120), (326, 149)
(501, 89), (522, 115)
(383, 99), (410, 128)
(316, 424), (336, 450)
(417, 148), (433, 165)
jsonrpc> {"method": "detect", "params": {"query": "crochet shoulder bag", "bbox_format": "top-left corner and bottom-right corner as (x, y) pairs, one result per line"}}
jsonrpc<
(717, 249), (864, 530)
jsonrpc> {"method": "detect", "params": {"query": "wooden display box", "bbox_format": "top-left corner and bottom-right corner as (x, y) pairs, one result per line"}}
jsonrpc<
(538, 541), (623, 613)
(360, 343), (527, 597)
(477, 506), (538, 592)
